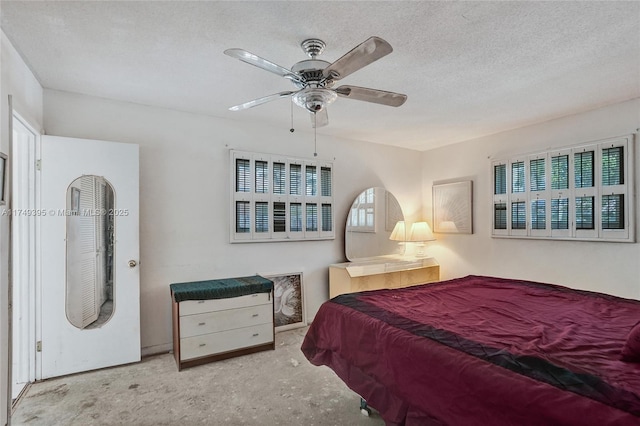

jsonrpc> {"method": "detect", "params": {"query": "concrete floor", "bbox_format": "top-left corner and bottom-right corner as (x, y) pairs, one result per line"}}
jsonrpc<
(10, 327), (385, 426)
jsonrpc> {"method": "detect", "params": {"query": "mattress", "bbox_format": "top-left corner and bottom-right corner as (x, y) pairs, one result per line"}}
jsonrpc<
(301, 275), (640, 425)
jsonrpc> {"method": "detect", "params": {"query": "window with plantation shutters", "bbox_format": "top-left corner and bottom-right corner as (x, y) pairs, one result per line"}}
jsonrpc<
(551, 155), (569, 190)
(512, 162), (525, 193)
(600, 145), (625, 232)
(273, 202), (286, 232)
(290, 203), (302, 232)
(531, 199), (546, 230)
(230, 150), (334, 242)
(551, 198), (569, 230)
(290, 164), (302, 196)
(273, 162), (285, 195)
(494, 164), (506, 195)
(574, 151), (594, 188)
(492, 162), (508, 235)
(494, 203), (507, 230)
(530, 158), (545, 192)
(321, 204), (332, 232)
(528, 154), (549, 237)
(321, 167), (332, 197)
(550, 153), (570, 236)
(255, 161), (268, 193)
(255, 202), (269, 232)
(236, 201), (250, 233)
(602, 147), (623, 186)
(306, 203), (318, 231)
(511, 202), (526, 230)
(305, 166), (317, 196)
(602, 194), (624, 229)
(491, 135), (634, 242)
(575, 196), (595, 230)
(236, 159), (250, 192)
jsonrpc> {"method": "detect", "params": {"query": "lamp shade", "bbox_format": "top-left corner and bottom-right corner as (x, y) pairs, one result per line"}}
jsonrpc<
(389, 221), (406, 241)
(409, 221), (435, 242)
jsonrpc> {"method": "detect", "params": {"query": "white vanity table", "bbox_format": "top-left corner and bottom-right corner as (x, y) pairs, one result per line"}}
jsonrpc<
(329, 256), (439, 298)
(331, 187), (440, 298)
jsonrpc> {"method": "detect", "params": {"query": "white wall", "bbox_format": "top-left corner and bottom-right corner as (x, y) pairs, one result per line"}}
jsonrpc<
(0, 31), (43, 426)
(421, 99), (640, 299)
(43, 89), (424, 354)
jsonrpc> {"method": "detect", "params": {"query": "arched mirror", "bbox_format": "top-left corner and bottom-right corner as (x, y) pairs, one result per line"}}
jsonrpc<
(345, 187), (405, 261)
(66, 175), (115, 329)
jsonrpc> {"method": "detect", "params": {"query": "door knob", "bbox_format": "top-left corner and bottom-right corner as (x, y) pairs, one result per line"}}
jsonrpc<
(128, 260), (137, 268)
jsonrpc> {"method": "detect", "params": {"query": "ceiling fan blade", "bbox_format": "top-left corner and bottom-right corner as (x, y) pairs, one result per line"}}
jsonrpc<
(311, 108), (329, 128)
(322, 36), (393, 81)
(229, 91), (295, 111)
(224, 48), (300, 82)
(335, 85), (407, 107)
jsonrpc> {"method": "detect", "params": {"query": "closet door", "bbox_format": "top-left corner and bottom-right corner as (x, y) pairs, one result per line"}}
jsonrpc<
(39, 135), (140, 379)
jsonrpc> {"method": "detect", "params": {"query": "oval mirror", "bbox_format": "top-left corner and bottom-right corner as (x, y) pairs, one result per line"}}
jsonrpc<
(66, 175), (115, 329)
(345, 187), (405, 261)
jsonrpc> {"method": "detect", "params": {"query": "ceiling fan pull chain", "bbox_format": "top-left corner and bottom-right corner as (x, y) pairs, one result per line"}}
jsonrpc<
(290, 99), (295, 133)
(314, 113), (318, 157)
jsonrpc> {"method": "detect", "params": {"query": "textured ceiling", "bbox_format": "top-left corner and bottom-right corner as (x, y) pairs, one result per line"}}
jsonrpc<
(1, 1), (639, 151)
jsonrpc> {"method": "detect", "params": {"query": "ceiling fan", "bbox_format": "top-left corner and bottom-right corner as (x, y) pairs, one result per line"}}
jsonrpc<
(224, 37), (407, 128)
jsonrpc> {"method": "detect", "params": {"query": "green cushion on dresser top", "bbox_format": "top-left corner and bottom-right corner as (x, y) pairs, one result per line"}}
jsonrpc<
(170, 275), (273, 302)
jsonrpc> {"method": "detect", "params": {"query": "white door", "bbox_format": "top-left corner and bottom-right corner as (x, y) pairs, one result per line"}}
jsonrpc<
(39, 135), (140, 379)
(11, 114), (38, 399)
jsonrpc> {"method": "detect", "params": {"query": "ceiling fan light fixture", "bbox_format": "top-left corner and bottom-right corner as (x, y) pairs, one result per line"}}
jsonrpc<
(225, 36), (407, 126)
(292, 88), (337, 112)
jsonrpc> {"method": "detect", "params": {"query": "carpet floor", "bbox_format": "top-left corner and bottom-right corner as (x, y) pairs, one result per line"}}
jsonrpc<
(10, 327), (385, 426)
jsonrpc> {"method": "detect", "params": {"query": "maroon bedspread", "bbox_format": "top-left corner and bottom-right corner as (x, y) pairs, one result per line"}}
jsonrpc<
(301, 275), (640, 425)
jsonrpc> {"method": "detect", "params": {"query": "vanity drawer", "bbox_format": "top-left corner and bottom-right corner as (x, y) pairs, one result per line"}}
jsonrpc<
(179, 292), (270, 316)
(180, 323), (274, 361)
(179, 303), (272, 338)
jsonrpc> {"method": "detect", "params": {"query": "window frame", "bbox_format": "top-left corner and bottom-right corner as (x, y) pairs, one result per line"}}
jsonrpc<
(492, 161), (509, 236)
(230, 150), (334, 243)
(550, 148), (571, 239)
(491, 135), (635, 243)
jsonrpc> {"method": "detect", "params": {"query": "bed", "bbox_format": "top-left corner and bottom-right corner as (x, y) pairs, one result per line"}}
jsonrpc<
(301, 275), (640, 425)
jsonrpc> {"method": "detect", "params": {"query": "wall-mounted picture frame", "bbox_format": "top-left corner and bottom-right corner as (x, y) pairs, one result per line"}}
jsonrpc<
(0, 152), (7, 205)
(263, 272), (305, 331)
(432, 180), (473, 234)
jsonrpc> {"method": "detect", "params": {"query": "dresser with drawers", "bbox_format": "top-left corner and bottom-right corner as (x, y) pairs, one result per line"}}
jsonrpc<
(170, 275), (274, 370)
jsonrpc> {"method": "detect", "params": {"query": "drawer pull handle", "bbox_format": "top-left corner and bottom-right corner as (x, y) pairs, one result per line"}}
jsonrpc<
(252, 333), (259, 337)
(199, 343), (206, 347)
(197, 300), (205, 304)
(252, 314), (259, 317)
(198, 322), (206, 326)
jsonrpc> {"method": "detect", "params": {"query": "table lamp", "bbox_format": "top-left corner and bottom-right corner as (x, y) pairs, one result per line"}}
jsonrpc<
(409, 221), (435, 257)
(389, 221), (406, 242)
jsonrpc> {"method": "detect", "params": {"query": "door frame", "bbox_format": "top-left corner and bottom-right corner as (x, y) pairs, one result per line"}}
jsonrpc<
(10, 110), (41, 394)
